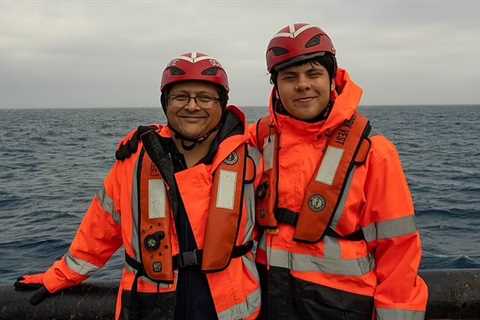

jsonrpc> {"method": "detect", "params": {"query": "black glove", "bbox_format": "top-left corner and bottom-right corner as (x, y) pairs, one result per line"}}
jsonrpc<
(14, 274), (51, 305)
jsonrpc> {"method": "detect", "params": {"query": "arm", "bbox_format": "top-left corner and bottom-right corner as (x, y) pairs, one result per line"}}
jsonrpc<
(16, 163), (123, 302)
(362, 136), (428, 319)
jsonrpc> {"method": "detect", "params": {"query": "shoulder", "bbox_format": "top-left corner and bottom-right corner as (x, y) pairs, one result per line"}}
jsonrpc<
(367, 134), (403, 167)
(115, 124), (162, 160)
(369, 135), (399, 156)
(248, 115), (274, 149)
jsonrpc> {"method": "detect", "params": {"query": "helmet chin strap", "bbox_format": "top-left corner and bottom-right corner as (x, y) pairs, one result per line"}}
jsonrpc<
(168, 112), (225, 151)
(173, 127), (216, 151)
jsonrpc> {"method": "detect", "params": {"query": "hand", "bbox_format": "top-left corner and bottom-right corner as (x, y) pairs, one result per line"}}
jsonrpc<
(14, 273), (51, 305)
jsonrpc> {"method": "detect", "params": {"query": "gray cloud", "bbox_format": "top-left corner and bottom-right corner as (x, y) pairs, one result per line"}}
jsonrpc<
(1, 0), (479, 108)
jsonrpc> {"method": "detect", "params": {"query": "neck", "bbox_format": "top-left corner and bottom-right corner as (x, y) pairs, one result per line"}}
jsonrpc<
(173, 130), (218, 168)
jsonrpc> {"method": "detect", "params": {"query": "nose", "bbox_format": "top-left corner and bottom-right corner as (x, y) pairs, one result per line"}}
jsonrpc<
(295, 75), (310, 91)
(184, 97), (201, 111)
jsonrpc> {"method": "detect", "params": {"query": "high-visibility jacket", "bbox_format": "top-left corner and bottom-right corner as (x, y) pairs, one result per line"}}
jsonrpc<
(40, 106), (262, 320)
(249, 69), (428, 320)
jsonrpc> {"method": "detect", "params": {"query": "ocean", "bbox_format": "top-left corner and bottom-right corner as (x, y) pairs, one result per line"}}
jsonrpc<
(0, 105), (479, 283)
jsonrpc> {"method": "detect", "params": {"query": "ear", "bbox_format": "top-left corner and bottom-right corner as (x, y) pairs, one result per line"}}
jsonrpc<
(330, 80), (335, 92)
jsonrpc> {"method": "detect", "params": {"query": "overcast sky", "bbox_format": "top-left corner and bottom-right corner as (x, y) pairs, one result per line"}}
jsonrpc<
(1, 0), (479, 108)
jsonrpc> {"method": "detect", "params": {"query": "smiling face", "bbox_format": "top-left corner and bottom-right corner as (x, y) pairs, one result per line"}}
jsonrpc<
(166, 81), (222, 139)
(276, 61), (334, 121)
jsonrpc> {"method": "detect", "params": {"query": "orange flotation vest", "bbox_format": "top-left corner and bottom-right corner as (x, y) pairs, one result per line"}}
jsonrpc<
(121, 128), (252, 283)
(255, 112), (371, 242)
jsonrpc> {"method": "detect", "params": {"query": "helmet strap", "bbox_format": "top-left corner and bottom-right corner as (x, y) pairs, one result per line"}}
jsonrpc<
(168, 109), (225, 151)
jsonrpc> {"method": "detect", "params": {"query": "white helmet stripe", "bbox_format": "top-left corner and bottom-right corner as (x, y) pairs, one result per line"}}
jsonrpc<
(272, 24), (317, 39)
(175, 52), (216, 63)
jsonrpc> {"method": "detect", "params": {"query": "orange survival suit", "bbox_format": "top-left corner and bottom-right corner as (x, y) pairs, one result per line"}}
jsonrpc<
(32, 106), (262, 320)
(249, 69), (428, 319)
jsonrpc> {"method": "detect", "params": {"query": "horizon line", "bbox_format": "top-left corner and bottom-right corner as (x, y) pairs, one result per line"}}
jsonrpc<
(1, 104), (480, 110)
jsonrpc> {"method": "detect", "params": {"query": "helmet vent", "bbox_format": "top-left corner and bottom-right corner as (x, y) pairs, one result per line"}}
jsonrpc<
(201, 67), (219, 76)
(271, 47), (289, 56)
(305, 35), (321, 48)
(169, 66), (185, 75)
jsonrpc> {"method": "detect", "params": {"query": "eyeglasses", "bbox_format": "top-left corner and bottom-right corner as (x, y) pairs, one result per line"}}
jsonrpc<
(168, 94), (220, 108)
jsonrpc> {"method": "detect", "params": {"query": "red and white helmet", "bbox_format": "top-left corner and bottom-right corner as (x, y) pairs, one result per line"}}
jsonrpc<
(161, 52), (229, 92)
(266, 23), (336, 72)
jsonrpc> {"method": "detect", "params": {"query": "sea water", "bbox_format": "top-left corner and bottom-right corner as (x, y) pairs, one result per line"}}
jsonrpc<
(0, 105), (479, 282)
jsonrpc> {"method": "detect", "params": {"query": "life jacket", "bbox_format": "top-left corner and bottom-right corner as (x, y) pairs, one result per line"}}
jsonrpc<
(118, 127), (253, 279)
(255, 111), (371, 242)
(117, 127), (254, 319)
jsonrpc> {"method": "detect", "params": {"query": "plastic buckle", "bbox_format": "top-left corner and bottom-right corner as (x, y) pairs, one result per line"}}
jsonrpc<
(180, 250), (199, 268)
(266, 228), (279, 234)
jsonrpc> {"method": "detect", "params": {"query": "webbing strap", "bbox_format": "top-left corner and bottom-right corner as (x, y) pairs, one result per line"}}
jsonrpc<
(124, 255), (144, 320)
(140, 130), (180, 219)
(275, 208), (364, 241)
(126, 241), (254, 272)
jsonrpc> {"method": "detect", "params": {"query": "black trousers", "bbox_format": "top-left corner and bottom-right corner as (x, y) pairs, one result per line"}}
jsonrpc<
(258, 264), (374, 320)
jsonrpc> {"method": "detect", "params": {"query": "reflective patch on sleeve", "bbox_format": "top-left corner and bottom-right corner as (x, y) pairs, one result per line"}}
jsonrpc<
(148, 179), (166, 219)
(216, 170), (237, 210)
(65, 252), (99, 276)
(263, 135), (276, 171)
(376, 308), (425, 320)
(96, 188), (120, 225)
(363, 216), (418, 242)
(315, 146), (344, 185)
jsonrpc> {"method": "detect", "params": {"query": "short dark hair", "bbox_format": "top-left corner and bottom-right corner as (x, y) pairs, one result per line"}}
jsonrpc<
(270, 53), (337, 86)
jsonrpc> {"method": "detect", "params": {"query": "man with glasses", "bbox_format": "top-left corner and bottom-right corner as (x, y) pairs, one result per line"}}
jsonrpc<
(15, 52), (261, 320)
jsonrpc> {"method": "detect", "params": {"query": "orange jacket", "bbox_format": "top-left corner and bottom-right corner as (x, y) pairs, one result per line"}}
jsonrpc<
(249, 69), (428, 319)
(40, 106), (261, 320)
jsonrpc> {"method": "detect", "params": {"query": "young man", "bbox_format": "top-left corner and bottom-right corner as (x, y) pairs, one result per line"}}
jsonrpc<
(250, 23), (428, 319)
(15, 52), (261, 320)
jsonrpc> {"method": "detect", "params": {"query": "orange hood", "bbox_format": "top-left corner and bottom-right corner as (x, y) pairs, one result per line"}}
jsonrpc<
(268, 68), (363, 139)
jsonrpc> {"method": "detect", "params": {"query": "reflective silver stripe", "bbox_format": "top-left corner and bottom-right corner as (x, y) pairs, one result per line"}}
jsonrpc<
(216, 170), (237, 210)
(329, 167), (356, 230)
(363, 216), (417, 242)
(376, 308), (425, 320)
(242, 182), (255, 242)
(96, 187), (120, 225)
(217, 287), (261, 320)
(258, 232), (267, 251)
(269, 248), (374, 276)
(132, 157), (141, 260)
(148, 179), (167, 219)
(263, 134), (276, 171)
(124, 263), (171, 288)
(241, 252), (259, 281)
(247, 145), (261, 169)
(315, 146), (343, 185)
(323, 236), (341, 259)
(64, 252), (99, 276)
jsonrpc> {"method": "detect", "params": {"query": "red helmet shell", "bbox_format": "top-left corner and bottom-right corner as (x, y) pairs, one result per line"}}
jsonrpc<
(160, 52), (229, 92)
(266, 23), (336, 72)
